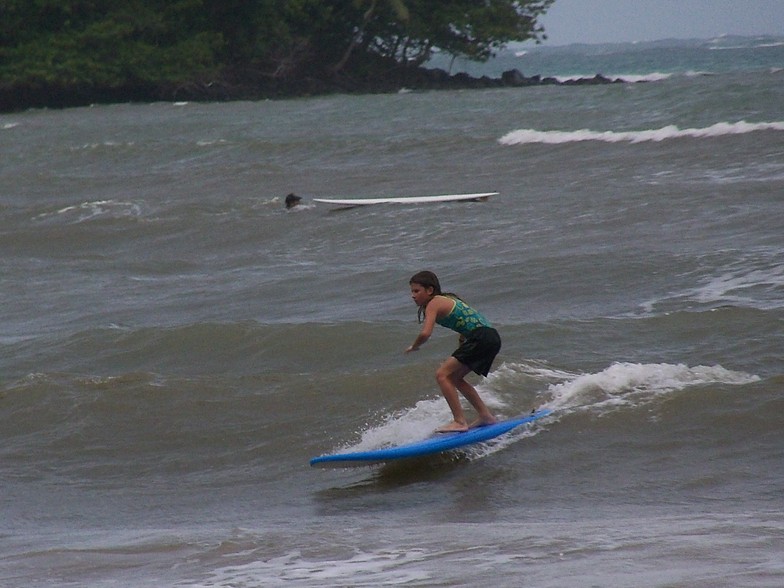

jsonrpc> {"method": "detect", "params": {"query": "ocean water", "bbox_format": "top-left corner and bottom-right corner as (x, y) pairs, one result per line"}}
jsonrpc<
(1, 37), (783, 587)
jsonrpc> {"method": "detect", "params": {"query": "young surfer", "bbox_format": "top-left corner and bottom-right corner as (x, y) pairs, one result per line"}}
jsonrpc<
(405, 270), (501, 432)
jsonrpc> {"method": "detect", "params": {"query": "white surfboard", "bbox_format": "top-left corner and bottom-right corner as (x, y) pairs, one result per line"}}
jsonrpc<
(313, 192), (497, 206)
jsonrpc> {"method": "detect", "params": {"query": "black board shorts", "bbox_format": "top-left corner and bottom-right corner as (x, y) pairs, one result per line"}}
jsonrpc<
(452, 326), (501, 377)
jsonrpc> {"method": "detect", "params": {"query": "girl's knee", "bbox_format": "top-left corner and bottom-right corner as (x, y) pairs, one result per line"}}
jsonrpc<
(435, 366), (451, 383)
(435, 368), (459, 386)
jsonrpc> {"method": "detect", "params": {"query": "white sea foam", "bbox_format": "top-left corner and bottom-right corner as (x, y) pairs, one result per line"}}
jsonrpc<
(499, 120), (784, 145)
(617, 72), (672, 82)
(553, 72), (671, 83)
(349, 387), (509, 452)
(337, 359), (757, 461)
(190, 546), (433, 587)
(642, 255), (784, 312)
(541, 362), (759, 413)
(68, 141), (136, 151)
(470, 361), (758, 457)
(710, 41), (784, 50)
(691, 266), (784, 308)
(34, 200), (143, 224)
(196, 139), (228, 147)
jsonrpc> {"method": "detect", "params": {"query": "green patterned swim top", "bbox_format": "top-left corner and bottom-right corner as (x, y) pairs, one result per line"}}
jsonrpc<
(435, 297), (492, 335)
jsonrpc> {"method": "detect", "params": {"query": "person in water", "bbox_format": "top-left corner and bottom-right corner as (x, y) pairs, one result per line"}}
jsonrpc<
(405, 270), (501, 432)
(285, 193), (302, 209)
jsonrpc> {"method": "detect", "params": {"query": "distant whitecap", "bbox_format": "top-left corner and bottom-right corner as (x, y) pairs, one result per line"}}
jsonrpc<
(499, 120), (784, 145)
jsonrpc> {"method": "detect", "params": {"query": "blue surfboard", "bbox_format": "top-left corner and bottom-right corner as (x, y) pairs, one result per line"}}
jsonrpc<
(310, 409), (551, 468)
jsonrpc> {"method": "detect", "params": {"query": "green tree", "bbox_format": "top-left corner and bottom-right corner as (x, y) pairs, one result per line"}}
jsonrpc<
(0, 0), (556, 109)
(0, 0), (223, 87)
(332, 0), (410, 72)
(329, 0), (554, 71)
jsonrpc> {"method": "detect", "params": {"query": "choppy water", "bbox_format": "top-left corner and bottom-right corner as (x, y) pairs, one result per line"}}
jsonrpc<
(2, 37), (783, 587)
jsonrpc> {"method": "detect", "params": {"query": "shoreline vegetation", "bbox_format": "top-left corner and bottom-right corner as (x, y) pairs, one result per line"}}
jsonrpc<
(0, 0), (627, 113)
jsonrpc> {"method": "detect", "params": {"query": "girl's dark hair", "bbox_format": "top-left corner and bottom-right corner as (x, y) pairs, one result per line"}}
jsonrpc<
(409, 270), (442, 294)
(409, 271), (461, 323)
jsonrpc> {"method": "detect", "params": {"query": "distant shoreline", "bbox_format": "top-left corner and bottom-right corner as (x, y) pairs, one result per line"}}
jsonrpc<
(3, 34), (779, 113)
(0, 66), (624, 114)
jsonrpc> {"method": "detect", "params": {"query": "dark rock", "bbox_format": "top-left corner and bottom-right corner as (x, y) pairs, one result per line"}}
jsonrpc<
(0, 62), (630, 113)
(501, 69), (526, 86)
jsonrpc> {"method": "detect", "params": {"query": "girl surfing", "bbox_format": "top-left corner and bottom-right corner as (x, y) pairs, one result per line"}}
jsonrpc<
(405, 270), (501, 433)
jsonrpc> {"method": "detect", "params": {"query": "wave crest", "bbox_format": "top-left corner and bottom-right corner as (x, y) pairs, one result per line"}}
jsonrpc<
(498, 120), (784, 145)
(540, 362), (759, 412)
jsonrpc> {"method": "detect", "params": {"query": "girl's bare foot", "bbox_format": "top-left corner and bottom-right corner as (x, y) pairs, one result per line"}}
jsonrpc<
(469, 416), (498, 428)
(436, 420), (469, 433)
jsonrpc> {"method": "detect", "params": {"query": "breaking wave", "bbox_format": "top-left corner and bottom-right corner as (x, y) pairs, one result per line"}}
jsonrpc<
(499, 120), (784, 145)
(333, 360), (758, 461)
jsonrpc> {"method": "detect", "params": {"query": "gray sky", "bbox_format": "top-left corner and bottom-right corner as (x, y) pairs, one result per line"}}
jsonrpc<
(539, 0), (784, 45)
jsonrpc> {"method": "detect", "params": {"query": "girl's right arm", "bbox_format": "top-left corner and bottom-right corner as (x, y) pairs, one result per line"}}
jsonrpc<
(405, 297), (444, 352)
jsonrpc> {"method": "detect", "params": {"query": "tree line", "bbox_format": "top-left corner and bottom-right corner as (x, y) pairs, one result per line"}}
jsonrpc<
(0, 0), (554, 110)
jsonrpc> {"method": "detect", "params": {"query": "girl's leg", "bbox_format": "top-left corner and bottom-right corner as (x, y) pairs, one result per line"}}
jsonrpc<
(454, 377), (496, 427)
(435, 357), (468, 431)
(435, 357), (496, 432)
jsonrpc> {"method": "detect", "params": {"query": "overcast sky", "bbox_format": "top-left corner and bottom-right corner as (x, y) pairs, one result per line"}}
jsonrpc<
(538, 0), (784, 45)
